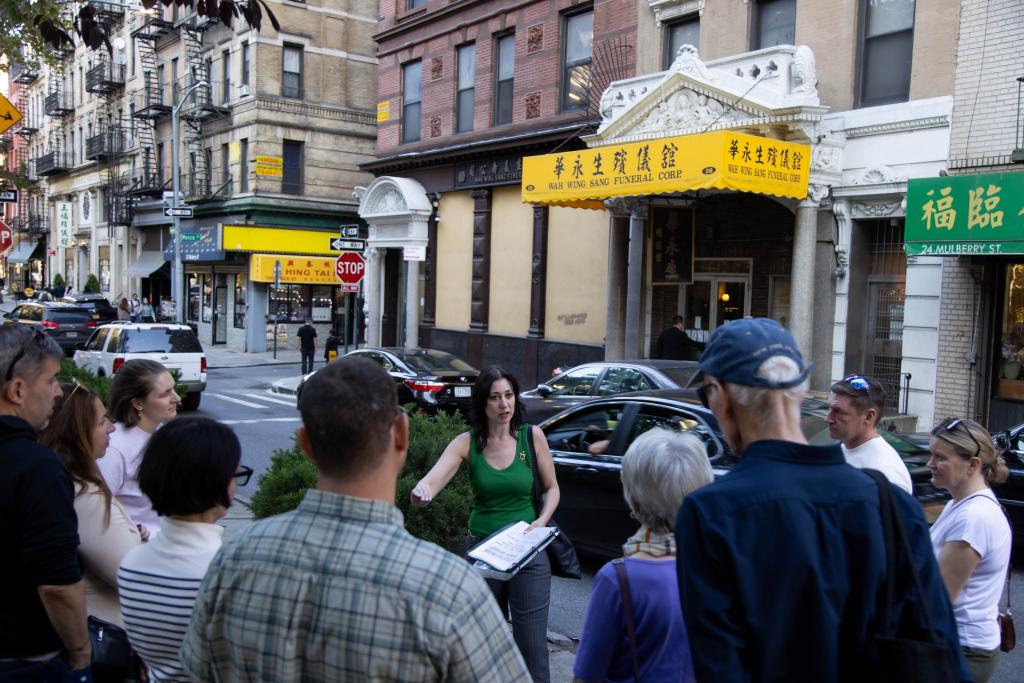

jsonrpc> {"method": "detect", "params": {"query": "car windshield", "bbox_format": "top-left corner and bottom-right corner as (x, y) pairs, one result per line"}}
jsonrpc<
(48, 310), (93, 323)
(658, 365), (700, 387)
(395, 351), (475, 373)
(121, 329), (202, 353)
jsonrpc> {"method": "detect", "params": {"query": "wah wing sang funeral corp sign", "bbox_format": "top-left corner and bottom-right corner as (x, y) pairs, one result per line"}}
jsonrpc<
(906, 173), (1024, 255)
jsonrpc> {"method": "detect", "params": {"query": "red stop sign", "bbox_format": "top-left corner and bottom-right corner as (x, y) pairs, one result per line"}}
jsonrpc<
(335, 251), (366, 285)
(0, 219), (11, 255)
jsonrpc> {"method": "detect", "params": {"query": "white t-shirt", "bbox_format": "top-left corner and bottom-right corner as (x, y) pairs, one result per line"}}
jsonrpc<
(841, 436), (913, 494)
(98, 423), (160, 531)
(929, 488), (1012, 650)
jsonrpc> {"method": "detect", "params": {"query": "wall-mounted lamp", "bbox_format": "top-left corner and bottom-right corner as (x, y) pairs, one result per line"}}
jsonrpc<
(720, 292), (730, 303)
(1014, 76), (1024, 164)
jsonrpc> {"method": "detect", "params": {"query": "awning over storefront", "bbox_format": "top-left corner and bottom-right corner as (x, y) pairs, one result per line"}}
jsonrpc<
(5, 240), (41, 264)
(906, 172), (1024, 256)
(125, 251), (168, 277)
(249, 254), (339, 285)
(223, 225), (341, 256)
(163, 225), (225, 262)
(521, 130), (811, 209)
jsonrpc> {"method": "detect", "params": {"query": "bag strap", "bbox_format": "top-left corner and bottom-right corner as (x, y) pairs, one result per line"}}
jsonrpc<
(1001, 504), (1013, 612)
(612, 558), (641, 683)
(524, 424), (544, 516)
(864, 469), (943, 644)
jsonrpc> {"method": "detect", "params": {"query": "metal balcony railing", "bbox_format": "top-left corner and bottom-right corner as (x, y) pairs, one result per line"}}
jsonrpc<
(10, 63), (40, 85)
(44, 91), (73, 117)
(85, 130), (124, 161)
(35, 150), (70, 176)
(179, 171), (233, 201)
(131, 85), (172, 119)
(88, 0), (125, 23)
(86, 61), (126, 93)
(14, 215), (48, 235)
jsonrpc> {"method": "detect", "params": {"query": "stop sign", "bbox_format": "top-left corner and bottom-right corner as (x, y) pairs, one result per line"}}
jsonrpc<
(335, 251), (365, 285)
(0, 219), (11, 256)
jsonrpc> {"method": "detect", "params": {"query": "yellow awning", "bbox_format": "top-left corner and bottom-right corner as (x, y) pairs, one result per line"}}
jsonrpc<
(223, 225), (339, 256)
(250, 254), (339, 285)
(521, 130), (810, 209)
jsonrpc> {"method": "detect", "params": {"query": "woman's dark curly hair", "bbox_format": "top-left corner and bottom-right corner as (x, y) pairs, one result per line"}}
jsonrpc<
(470, 366), (526, 450)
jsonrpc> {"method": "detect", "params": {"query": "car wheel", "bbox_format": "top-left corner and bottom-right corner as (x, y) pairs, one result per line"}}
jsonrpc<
(182, 393), (201, 411)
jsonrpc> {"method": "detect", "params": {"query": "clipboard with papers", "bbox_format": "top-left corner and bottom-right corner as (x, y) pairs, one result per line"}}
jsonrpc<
(468, 521), (559, 581)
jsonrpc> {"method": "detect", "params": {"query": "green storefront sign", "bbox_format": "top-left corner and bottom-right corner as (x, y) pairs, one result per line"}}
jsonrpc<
(905, 172), (1024, 255)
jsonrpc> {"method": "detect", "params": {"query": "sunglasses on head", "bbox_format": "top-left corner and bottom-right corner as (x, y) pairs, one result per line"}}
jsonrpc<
(5, 330), (46, 383)
(232, 465), (254, 487)
(841, 374), (870, 392)
(937, 417), (982, 461)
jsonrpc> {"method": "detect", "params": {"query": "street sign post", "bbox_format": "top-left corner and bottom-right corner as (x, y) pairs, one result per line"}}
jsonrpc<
(329, 237), (365, 252)
(180, 232), (202, 242)
(164, 206), (193, 218)
(340, 225), (360, 239)
(0, 219), (12, 256)
(273, 259), (282, 360)
(0, 189), (18, 204)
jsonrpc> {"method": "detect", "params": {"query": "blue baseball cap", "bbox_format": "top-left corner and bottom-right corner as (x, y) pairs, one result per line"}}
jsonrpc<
(692, 318), (811, 389)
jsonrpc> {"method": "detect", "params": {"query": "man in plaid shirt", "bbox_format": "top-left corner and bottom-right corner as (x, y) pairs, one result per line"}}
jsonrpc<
(181, 358), (531, 682)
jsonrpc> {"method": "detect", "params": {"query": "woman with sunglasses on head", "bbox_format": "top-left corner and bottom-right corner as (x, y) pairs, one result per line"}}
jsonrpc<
(928, 417), (1012, 683)
(39, 381), (143, 629)
(117, 416), (248, 683)
(98, 359), (181, 534)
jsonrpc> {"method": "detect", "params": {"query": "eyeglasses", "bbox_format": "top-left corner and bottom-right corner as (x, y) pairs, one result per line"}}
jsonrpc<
(5, 330), (45, 382)
(65, 378), (84, 403)
(695, 382), (715, 409)
(232, 465), (254, 487)
(938, 417), (982, 461)
(841, 375), (870, 392)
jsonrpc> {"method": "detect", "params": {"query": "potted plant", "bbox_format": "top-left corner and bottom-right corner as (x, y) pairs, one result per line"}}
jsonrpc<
(1001, 338), (1022, 380)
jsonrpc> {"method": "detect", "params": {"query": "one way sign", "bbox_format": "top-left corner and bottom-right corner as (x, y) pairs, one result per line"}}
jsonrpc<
(0, 189), (18, 204)
(329, 237), (365, 252)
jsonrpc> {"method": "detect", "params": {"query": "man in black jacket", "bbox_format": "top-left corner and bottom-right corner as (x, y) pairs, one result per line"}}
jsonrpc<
(654, 316), (701, 360)
(0, 326), (91, 681)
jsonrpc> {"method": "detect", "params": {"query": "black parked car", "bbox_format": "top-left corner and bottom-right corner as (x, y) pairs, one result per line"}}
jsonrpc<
(988, 427), (1024, 555)
(60, 294), (118, 323)
(542, 389), (950, 560)
(521, 360), (700, 424)
(2, 302), (98, 355)
(341, 348), (479, 417)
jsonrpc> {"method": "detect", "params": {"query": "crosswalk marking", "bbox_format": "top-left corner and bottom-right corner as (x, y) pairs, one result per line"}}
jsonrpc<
(242, 392), (297, 407)
(207, 393), (266, 409)
(221, 417), (302, 425)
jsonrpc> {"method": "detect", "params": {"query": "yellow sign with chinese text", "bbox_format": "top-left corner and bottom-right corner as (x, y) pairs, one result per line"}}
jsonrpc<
(377, 101), (390, 122)
(224, 225), (341, 256)
(250, 254), (337, 284)
(521, 130), (810, 208)
(0, 94), (23, 136)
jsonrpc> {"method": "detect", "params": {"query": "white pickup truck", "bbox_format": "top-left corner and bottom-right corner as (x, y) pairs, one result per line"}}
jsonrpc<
(73, 322), (207, 410)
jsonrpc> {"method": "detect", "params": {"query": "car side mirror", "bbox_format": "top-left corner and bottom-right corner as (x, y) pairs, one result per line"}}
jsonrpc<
(2, 313), (9, 319)
(994, 431), (1011, 452)
(536, 384), (553, 397)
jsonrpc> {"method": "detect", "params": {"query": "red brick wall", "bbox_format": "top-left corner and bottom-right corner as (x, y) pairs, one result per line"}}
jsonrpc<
(374, 0), (637, 154)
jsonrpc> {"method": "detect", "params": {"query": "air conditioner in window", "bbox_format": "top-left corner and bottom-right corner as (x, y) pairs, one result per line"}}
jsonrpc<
(238, 84), (250, 97)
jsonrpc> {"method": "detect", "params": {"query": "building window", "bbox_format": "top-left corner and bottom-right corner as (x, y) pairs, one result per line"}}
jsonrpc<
(269, 284), (311, 322)
(239, 138), (249, 192)
(171, 57), (178, 104)
(204, 148), (213, 195)
(188, 273), (200, 322)
(664, 16), (700, 69)
(407, 0), (426, 8)
(311, 286), (333, 322)
(754, 0), (796, 50)
(99, 257), (111, 291)
(130, 37), (136, 76)
(156, 143), (164, 185)
(456, 43), (475, 133)
(222, 49), (231, 103)
(202, 274), (214, 323)
(561, 10), (593, 112)
(69, 131), (75, 166)
(282, 44), (303, 99)
(282, 140), (303, 194)
(241, 42), (250, 86)
(234, 273), (247, 329)
(494, 33), (515, 125)
(221, 143), (230, 191)
(401, 60), (422, 144)
(157, 64), (165, 104)
(858, 0), (915, 106)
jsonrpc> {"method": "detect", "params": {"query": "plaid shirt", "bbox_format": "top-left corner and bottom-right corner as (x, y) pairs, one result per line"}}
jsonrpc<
(180, 490), (530, 682)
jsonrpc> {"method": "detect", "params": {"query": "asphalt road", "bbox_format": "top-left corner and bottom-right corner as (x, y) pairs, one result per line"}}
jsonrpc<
(199, 365), (1023, 680)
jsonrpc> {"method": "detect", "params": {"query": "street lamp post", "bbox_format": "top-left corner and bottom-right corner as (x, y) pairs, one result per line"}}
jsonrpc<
(171, 80), (208, 324)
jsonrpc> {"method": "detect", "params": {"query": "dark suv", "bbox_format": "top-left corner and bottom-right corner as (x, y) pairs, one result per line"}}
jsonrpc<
(3, 302), (97, 355)
(60, 295), (118, 323)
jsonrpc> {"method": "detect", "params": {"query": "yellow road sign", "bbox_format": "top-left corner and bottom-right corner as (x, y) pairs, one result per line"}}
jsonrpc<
(0, 93), (22, 136)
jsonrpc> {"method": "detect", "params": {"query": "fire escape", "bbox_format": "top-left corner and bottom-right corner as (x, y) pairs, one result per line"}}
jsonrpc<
(129, 12), (174, 197)
(11, 62), (41, 235)
(180, 14), (228, 201)
(37, 72), (73, 177)
(86, 1), (130, 226)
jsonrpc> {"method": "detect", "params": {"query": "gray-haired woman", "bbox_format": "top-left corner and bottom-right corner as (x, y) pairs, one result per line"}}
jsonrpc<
(573, 428), (712, 683)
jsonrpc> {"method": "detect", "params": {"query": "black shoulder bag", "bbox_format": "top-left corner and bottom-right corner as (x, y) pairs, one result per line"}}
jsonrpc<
(863, 469), (959, 683)
(525, 425), (582, 579)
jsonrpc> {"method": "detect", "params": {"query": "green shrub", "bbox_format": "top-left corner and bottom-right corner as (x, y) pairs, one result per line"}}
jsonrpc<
(84, 274), (100, 294)
(250, 410), (472, 552)
(52, 274), (65, 289)
(59, 361), (188, 408)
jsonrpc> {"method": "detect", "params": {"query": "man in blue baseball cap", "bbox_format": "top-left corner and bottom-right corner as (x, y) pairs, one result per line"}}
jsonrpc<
(675, 318), (969, 682)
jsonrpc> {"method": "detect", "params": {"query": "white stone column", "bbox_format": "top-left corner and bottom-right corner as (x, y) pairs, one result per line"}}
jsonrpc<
(623, 203), (648, 359)
(603, 200), (629, 360)
(789, 198), (819, 360)
(365, 246), (382, 347)
(405, 258), (419, 349)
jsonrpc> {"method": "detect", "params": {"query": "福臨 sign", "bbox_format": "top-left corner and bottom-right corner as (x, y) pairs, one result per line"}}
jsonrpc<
(905, 172), (1024, 256)
(521, 130), (811, 208)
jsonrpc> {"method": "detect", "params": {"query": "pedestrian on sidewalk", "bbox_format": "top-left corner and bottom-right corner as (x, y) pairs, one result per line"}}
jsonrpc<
(181, 358), (530, 682)
(826, 374), (913, 493)
(574, 428), (710, 683)
(98, 360), (181, 534)
(928, 417), (1012, 683)
(140, 297), (155, 323)
(677, 318), (970, 682)
(118, 416), (241, 683)
(297, 318), (317, 375)
(117, 298), (130, 321)
(0, 326), (92, 680)
(129, 293), (142, 323)
(324, 328), (341, 363)
(412, 365), (561, 683)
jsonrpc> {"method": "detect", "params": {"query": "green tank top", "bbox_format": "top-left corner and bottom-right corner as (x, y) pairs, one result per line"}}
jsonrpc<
(467, 424), (537, 538)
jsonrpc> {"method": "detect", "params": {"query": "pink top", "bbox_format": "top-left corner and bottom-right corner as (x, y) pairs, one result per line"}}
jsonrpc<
(98, 424), (160, 531)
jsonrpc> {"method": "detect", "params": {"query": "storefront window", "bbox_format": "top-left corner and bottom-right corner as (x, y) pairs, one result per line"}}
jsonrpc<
(998, 264), (1024, 398)
(64, 258), (74, 290)
(202, 274), (213, 322)
(234, 273), (247, 329)
(187, 273), (201, 322)
(269, 284), (311, 323)
(311, 285), (333, 322)
(99, 258), (111, 291)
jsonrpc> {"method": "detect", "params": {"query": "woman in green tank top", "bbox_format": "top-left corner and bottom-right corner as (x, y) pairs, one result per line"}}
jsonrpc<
(411, 366), (560, 683)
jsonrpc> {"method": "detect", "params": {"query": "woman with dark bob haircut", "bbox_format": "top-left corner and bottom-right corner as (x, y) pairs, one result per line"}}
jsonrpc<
(411, 366), (561, 683)
(99, 359), (181, 533)
(117, 416), (246, 683)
